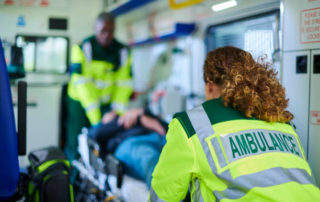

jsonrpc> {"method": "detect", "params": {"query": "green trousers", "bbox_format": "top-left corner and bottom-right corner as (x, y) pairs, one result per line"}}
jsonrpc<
(64, 95), (111, 160)
(64, 95), (90, 160)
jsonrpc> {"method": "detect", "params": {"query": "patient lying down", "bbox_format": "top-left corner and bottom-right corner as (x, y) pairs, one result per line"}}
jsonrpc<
(88, 107), (168, 187)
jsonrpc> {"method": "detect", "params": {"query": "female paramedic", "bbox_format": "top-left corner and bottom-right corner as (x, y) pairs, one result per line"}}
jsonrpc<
(150, 46), (320, 202)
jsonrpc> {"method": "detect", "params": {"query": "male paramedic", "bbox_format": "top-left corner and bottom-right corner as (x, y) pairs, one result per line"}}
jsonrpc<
(150, 46), (320, 201)
(65, 12), (133, 160)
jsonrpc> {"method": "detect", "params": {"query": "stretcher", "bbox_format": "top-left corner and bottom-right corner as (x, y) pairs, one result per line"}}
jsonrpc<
(72, 128), (148, 202)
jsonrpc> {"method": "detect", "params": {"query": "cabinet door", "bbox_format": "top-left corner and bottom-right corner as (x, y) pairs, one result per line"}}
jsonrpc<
(282, 51), (311, 152)
(15, 85), (62, 167)
(309, 49), (320, 186)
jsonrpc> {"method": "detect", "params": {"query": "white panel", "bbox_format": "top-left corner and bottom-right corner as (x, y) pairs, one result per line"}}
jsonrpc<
(132, 42), (171, 92)
(282, 51), (310, 152)
(14, 85), (62, 167)
(190, 38), (205, 97)
(169, 37), (192, 94)
(309, 49), (320, 186)
(283, 0), (320, 51)
(130, 18), (150, 42)
(0, 0), (102, 45)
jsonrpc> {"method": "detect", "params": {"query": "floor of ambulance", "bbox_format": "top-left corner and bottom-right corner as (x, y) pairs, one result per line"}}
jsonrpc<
(108, 174), (149, 202)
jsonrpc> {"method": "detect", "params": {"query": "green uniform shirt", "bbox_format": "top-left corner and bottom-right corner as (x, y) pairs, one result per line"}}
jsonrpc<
(68, 36), (133, 125)
(150, 98), (320, 202)
(81, 36), (124, 72)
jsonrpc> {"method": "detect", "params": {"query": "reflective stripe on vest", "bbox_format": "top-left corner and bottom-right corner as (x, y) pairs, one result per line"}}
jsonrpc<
(186, 105), (316, 201)
(213, 167), (316, 200)
(74, 78), (91, 85)
(192, 179), (204, 202)
(95, 80), (113, 89)
(116, 80), (133, 87)
(150, 186), (186, 202)
(82, 41), (92, 62)
(112, 102), (128, 114)
(150, 187), (166, 202)
(100, 95), (111, 104)
(187, 106), (218, 173)
(85, 103), (99, 113)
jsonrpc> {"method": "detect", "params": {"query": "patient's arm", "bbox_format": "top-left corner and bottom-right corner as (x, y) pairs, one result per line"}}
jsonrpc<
(101, 111), (117, 124)
(117, 108), (144, 129)
(116, 107), (167, 135)
(140, 115), (166, 135)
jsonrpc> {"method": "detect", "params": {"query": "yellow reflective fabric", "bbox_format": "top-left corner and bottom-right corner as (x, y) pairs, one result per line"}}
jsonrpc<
(191, 131), (227, 191)
(112, 50), (133, 114)
(112, 78), (133, 111)
(67, 75), (80, 100)
(68, 43), (133, 123)
(68, 46), (116, 124)
(117, 52), (131, 78)
(112, 84), (132, 110)
(84, 60), (114, 78)
(151, 118), (195, 202)
(199, 181), (216, 202)
(71, 45), (86, 64)
(85, 107), (101, 126)
(211, 120), (310, 178)
(90, 61), (115, 105)
(68, 74), (101, 125)
(100, 84), (114, 105)
(151, 113), (320, 202)
(227, 153), (311, 179)
(222, 182), (320, 202)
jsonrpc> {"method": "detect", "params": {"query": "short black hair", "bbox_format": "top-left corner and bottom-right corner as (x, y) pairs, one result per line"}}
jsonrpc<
(96, 12), (115, 23)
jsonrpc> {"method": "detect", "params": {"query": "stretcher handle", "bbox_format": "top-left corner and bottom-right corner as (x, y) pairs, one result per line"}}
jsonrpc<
(18, 81), (27, 156)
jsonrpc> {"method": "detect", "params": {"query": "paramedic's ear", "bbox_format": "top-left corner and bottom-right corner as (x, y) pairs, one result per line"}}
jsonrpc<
(205, 78), (221, 100)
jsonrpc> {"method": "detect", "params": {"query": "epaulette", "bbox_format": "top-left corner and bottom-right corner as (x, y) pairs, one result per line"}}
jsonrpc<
(173, 111), (196, 138)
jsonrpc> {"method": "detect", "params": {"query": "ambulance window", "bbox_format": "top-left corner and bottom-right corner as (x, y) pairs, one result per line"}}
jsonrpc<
(16, 35), (69, 74)
(206, 11), (279, 61)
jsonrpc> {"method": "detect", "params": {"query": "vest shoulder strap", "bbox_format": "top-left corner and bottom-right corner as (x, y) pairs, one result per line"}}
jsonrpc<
(173, 111), (196, 138)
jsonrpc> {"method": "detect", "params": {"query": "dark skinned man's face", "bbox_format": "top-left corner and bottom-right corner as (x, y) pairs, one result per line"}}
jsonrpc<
(95, 20), (114, 48)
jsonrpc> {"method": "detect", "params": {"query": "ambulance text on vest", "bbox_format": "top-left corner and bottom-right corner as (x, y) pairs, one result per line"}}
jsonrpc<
(219, 129), (303, 164)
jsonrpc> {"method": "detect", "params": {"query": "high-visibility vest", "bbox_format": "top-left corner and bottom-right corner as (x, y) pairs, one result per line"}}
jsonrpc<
(67, 40), (133, 125)
(150, 99), (320, 202)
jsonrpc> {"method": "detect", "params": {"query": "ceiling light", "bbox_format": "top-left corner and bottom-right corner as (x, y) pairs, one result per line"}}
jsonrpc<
(212, 0), (237, 12)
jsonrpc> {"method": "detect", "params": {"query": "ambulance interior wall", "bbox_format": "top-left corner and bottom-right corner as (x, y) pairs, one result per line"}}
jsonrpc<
(282, 0), (320, 186)
(114, 0), (280, 111)
(0, 0), (104, 167)
(0, 0), (103, 47)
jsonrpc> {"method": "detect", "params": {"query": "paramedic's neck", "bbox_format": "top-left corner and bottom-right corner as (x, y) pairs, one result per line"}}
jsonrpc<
(205, 81), (221, 100)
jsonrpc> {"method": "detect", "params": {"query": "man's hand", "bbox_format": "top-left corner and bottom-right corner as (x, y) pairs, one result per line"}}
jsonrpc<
(117, 108), (144, 129)
(101, 111), (117, 124)
(140, 115), (166, 136)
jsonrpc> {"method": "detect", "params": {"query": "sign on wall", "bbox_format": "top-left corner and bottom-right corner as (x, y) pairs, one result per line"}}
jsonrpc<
(311, 111), (320, 125)
(300, 7), (320, 43)
(0, 0), (67, 8)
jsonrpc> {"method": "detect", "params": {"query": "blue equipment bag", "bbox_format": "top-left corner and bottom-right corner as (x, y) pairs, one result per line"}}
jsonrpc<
(0, 38), (20, 199)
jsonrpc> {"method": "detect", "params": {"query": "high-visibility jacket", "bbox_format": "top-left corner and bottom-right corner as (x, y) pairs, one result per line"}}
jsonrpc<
(67, 36), (133, 125)
(150, 98), (320, 202)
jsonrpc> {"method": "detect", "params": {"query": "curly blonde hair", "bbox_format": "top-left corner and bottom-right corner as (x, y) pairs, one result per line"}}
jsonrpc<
(204, 46), (293, 122)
